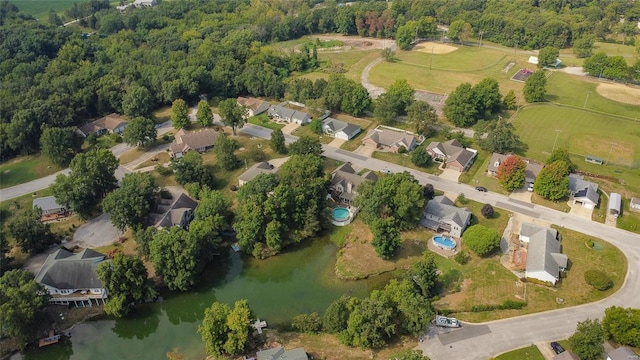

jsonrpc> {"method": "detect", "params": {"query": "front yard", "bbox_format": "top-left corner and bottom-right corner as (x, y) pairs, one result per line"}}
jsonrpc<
(247, 113), (285, 131)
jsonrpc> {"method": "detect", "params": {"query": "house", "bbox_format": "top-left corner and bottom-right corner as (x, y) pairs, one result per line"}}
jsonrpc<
(154, 193), (198, 230)
(169, 128), (218, 158)
(267, 105), (311, 125)
(608, 193), (622, 217)
(329, 163), (377, 205)
(77, 113), (128, 137)
(257, 346), (308, 360)
(607, 347), (638, 360)
(569, 174), (599, 209)
(133, 0), (157, 7)
(487, 153), (543, 184)
(630, 197), (640, 212)
(421, 196), (472, 238)
(238, 161), (278, 186)
(426, 140), (478, 172)
(32, 196), (68, 221)
(362, 128), (418, 153)
(237, 97), (270, 118)
(519, 223), (567, 285)
(554, 351), (581, 360)
(35, 248), (108, 307)
(321, 117), (361, 140)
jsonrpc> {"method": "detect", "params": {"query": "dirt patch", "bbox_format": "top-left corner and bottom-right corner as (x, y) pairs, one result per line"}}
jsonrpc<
(413, 41), (458, 54)
(313, 34), (394, 50)
(596, 83), (640, 105)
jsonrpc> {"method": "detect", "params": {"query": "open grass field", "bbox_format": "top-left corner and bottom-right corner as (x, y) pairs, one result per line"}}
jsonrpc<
(0, 155), (62, 189)
(10, 0), (76, 19)
(247, 113), (284, 131)
(491, 345), (545, 360)
(512, 105), (640, 194)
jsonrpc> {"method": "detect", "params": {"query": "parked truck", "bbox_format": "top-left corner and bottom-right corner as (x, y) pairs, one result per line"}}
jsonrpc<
(434, 315), (461, 328)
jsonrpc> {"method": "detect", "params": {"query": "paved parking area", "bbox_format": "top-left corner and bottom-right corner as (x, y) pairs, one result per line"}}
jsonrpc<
(568, 202), (594, 220)
(439, 168), (461, 182)
(352, 144), (375, 157)
(72, 213), (121, 248)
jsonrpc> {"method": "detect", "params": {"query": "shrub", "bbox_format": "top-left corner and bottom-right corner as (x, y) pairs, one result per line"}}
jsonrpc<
(229, 184), (238, 192)
(411, 147), (432, 167)
(159, 189), (173, 199)
(309, 118), (323, 134)
(291, 312), (323, 334)
(481, 204), (494, 218)
(86, 133), (98, 145)
(454, 251), (469, 265)
(397, 146), (408, 154)
(586, 239), (594, 248)
(456, 193), (468, 205)
(248, 148), (267, 162)
(584, 270), (613, 291)
(463, 225), (500, 257)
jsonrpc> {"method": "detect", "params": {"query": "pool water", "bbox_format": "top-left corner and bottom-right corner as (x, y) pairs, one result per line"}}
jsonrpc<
(333, 207), (350, 221)
(432, 235), (457, 250)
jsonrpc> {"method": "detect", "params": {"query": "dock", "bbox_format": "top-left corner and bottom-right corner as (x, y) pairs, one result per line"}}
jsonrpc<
(251, 318), (268, 334)
(39, 330), (61, 347)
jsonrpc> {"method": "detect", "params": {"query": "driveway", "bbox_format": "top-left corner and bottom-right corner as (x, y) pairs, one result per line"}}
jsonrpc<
(281, 122), (300, 135)
(327, 138), (346, 148)
(509, 188), (532, 203)
(352, 144), (375, 157)
(568, 201), (593, 220)
(72, 213), (121, 249)
(439, 168), (461, 182)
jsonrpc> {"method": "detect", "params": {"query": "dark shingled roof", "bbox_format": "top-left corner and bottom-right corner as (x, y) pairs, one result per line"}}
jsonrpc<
(35, 249), (106, 290)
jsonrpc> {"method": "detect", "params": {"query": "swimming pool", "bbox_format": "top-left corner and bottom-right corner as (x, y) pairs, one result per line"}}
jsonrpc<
(333, 207), (350, 222)
(432, 235), (457, 250)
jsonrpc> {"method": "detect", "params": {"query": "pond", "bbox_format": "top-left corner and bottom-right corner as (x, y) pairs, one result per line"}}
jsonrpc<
(21, 238), (388, 360)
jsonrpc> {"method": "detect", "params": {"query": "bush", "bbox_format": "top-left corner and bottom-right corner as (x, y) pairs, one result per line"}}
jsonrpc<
(481, 204), (494, 218)
(159, 189), (173, 199)
(291, 312), (323, 334)
(411, 147), (432, 167)
(397, 146), (408, 154)
(454, 251), (469, 265)
(471, 300), (526, 312)
(456, 193), (468, 205)
(229, 184), (238, 192)
(423, 184), (434, 199)
(248, 148), (267, 162)
(86, 133), (98, 146)
(309, 118), (323, 134)
(584, 270), (613, 291)
(463, 225), (500, 257)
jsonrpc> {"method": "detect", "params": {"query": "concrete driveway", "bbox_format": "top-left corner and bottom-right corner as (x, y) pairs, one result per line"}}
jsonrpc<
(72, 213), (121, 248)
(281, 122), (300, 135)
(509, 188), (532, 203)
(568, 202), (594, 220)
(352, 144), (375, 157)
(439, 168), (461, 182)
(327, 138), (346, 148)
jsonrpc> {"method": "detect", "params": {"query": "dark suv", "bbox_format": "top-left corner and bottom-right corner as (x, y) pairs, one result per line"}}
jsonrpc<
(475, 186), (487, 192)
(551, 342), (565, 354)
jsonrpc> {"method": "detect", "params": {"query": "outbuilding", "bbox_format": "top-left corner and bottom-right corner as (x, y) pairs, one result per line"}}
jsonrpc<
(608, 193), (622, 217)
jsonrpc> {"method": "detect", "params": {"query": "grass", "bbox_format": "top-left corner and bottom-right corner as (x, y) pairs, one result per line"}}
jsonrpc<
(372, 151), (442, 175)
(152, 106), (173, 124)
(0, 155), (62, 189)
(291, 126), (333, 144)
(492, 345), (544, 360)
(531, 193), (571, 213)
(462, 151), (510, 195)
(247, 113), (285, 131)
(10, 0), (77, 19)
(458, 199), (510, 233)
(136, 152), (171, 169)
(617, 199), (640, 234)
(591, 190), (607, 223)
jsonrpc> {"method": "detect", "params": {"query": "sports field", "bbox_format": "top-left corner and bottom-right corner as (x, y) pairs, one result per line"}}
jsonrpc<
(10, 0), (77, 19)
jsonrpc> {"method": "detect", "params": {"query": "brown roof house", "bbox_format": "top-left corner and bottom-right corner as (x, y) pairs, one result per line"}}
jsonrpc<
(487, 153), (543, 184)
(362, 128), (419, 153)
(238, 161), (278, 187)
(329, 163), (378, 205)
(237, 97), (270, 118)
(77, 113), (128, 137)
(425, 139), (477, 172)
(35, 248), (108, 307)
(169, 128), (218, 158)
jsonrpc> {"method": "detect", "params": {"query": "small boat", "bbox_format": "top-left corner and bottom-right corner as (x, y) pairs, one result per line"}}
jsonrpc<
(39, 330), (61, 347)
(434, 315), (461, 328)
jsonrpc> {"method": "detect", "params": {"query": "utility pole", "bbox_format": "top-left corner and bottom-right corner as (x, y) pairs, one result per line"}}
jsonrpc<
(479, 30), (484, 47)
(552, 129), (561, 152)
(605, 143), (616, 165)
(583, 91), (592, 109)
(430, 46), (434, 70)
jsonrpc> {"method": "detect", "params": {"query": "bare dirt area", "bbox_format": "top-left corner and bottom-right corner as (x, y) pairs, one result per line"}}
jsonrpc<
(596, 83), (640, 105)
(313, 34), (394, 50)
(413, 41), (458, 54)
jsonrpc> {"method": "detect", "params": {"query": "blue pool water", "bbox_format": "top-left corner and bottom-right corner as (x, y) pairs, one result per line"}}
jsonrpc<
(432, 235), (457, 250)
(333, 207), (350, 221)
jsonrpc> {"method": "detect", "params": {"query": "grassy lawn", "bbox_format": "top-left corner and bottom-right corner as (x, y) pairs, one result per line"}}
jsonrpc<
(372, 151), (442, 175)
(458, 199), (510, 233)
(152, 106), (173, 124)
(0, 155), (62, 189)
(136, 152), (171, 169)
(492, 345), (544, 360)
(591, 190), (607, 223)
(617, 199), (640, 234)
(512, 105), (640, 194)
(10, 0), (77, 19)
(247, 113), (284, 131)
(461, 151), (510, 195)
(531, 193), (571, 212)
(291, 126), (333, 144)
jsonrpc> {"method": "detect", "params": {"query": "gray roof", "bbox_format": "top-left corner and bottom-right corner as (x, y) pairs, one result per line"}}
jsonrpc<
(322, 118), (361, 137)
(238, 161), (277, 184)
(424, 196), (472, 228)
(608, 193), (621, 213)
(487, 153), (543, 181)
(607, 347), (638, 360)
(257, 346), (308, 360)
(154, 193), (197, 228)
(426, 140), (476, 167)
(569, 174), (599, 205)
(35, 248), (106, 290)
(330, 163), (378, 201)
(340, 123), (361, 136)
(33, 196), (64, 211)
(631, 197), (640, 208)
(363, 129), (417, 149)
(522, 223), (565, 280)
(553, 350), (580, 360)
(268, 105), (310, 122)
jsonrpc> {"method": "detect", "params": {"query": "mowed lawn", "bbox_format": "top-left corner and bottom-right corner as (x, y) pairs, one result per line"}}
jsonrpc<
(512, 105), (640, 194)
(492, 345), (544, 360)
(0, 155), (62, 189)
(10, 0), (77, 19)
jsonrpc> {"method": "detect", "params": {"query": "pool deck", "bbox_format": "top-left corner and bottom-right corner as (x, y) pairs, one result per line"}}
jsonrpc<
(428, 238), (457, 258)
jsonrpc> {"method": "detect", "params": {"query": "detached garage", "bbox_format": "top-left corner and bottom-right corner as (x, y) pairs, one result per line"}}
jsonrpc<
(608, 193), (621, 218)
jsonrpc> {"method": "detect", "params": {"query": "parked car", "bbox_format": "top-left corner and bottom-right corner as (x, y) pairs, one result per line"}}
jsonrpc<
(381, 168), (393, 174)
(475, 186), (487, 192)
(527, 183), (534, 192)
(551, 342), (565, 354)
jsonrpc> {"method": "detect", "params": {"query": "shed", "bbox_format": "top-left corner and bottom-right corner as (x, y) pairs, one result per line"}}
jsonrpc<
(608, 193), (622, 217)
(585, 155), (603, 165)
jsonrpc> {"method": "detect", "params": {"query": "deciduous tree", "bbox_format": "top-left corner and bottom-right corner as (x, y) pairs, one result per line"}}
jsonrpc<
(97, 253), (155, 317)
(411, 145), (432, 168)
(602, 306), (640, 347)
(40, 127), (82, 167)
(218, 98), (247, 136)
(171, 99), (189, 130)
(463, 225), (500, 257)
(502, 90), (517, 110)
(523, 71), (547, 102)
(0, 270), (48, 346)
(481, 204), (494, 218)
(122, 85), (153, 118)
(407, 100), (438, 136)
(497, 155), (527, 191)
(102, 173), (159, 231)
(547, 148), (575, 172)
(150, 227), (201, 291)
(569, 319), (605, 360)
(7, 207), (58, 254)
(214, 133), (238, 171)
(478, 119), (522, 154)
(383, 279), (433, 335)
(171, 151), (215, 187)
(538, 46), (559, 68)
(270, 128), (287, 154)
(199, 302), (231, 357)
(133, 226), (156, 259)
(443, 83), (478, 127)
(409, 253), (439, 298)
(223, 299), (253, 355)
(196, 100), (213, 127)
(323, 295), (354, 333)
(534, 160), (570, 201)
(123, 116), (157, 148)
(343, 295), (397, 349)
(370, 217), (401, 259)
(448, 20), (472, 43)
(288, 136), (323, 156)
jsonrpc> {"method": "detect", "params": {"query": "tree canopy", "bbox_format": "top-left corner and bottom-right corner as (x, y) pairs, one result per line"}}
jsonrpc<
(0, 270), (49, 346)
(602, 306), (640, 348)
(523, 71), (547, 102)
(196, 100), (213, 127)
(219, 98), (247, 136)
(102, 172), (159, 231)
(171, 99), (189, 130)
(269, 128), (287, 154)
(533, 160), (570, 201)
(123, 116), (157, 148)
(497, 155), (527, 191)
(463, 225), (500, 257)
(40, 127), (82, 167)
(214, 133), (239, 171)
(8, 207), (58, 254)
(444, 78), (502, 127)
(569, 319), (605, 360)
(477, 119), (523, 154)
(171, 151), (215, 187)
(97, 253), (155, 317)
(198, 299), (254, 357)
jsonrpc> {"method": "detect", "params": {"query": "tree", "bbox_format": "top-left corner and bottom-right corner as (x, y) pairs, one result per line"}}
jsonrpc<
(122, 85), (153, 118)
(8, 208), (58, 254)
(407, 100), (437, 136)
(385, 79), (415, 115)
(270, 128), (287, 154)
(374, 95), (399, 124)
(497, 155), (527, 191)
(396, 22), (417, 50)
(102, 173), (159, 231)
(448, 20), (472, 43)
(502, 90), (517, 110)
(409, 253), (438, 298)
(171, 99), (189, 130)
(443, 83), (478, 127)
(411, 145), (432, 168)
(472, 78), (502, 118)
(196, 100), (213, 127)
(40, 127), (82, 167)
(602, 306), (640, 347)
(194, 189), (232, 230)
(370, 217), (401, 259)
(308, 118), (323, 134)
(133, 226), (156, 259)
(214, 133), (238, 171)
(569, 319), (605, 360)
(288, 136), (323, 156)
(538, 46), (559, 68)
(583, 52), (608, 77)
(391, 350), (431, 360)
(381, 47), (395, 62)
(383, 279), (433, 335)
(343, 296), (397, 349)
(171, 151), (215, 187)
(150, 227), (201, 291)
(573, 36), (595, 58)
(534, 160), (570, 201)
(323, 295), (353, 333)
(224, 299), (253, 355)
(547, 148), (575, 172)
(199, 302), (231, 357)
(219, 98), (247, 136)
(584, 270), (613, 291)
(48, 9), (63, 26)
(97, 253), (155, 317)
(291, 312), (323, 333)
(0, 270), (48, 346)
(481, 204), (494, 218)
(523, 71), (547, 102)
(123, 116), (156, 148)
(478, 119), (522, 154)
(463, 225), (500, 256)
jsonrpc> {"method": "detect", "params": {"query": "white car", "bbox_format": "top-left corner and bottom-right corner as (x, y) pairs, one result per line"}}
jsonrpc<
(527, 183), (534, 192)
(381, 168), (393, 174)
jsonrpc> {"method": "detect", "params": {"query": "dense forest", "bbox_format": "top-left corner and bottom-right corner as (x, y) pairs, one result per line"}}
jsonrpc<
(1, 0), (638, 160)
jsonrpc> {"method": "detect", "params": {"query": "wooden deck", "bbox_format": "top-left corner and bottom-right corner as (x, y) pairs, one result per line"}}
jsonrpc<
(39, 331), (61, 347)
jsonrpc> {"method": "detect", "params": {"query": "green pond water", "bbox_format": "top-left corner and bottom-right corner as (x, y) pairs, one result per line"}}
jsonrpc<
(22, 239), (388, 360)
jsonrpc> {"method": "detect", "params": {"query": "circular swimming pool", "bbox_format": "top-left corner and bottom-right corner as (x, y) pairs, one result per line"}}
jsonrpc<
(333, 207), (350, 222)
(432, 235), (457, 250)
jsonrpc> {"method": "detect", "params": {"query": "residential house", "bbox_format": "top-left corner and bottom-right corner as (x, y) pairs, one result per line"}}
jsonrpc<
(321, 117), (361, 140)
(32, 196), (68, 221)
(237, 97), (270, 118)
(267, 105), (311, 125)
(487, 153), (543, 183)
(238, 161), (278, 187)
(608, 193), (622, 217)
(153, 193), (198, 230)
(329, 163), (377, 205)
(607, 347), (638, 360)
(421, 196), (472, 238)
(35, 248), (108, 307)
(519, 223), (567, 285)
(133, 0), (157, 7)
(169, 128), (218, 158)
(426, 139), (478, 172)
(569, 174), (599, 209)
(554, 351), (581, 360)
(77, 113), (128, 137)
(257, 346), (308, 360)
(362, 128), (418, 153)
(630, 197), (640, 212)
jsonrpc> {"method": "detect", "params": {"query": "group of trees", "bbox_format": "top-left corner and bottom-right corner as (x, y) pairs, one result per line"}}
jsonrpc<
(102, 173), (159, 231)
(584, 52), (640, 82)
(475, 119), (523, 154)
(286, 74), (371, 117)
(0, 270), (49, 346)
(533, 149), (575, 201)
(198, 300), (254, 357)
(443, 78), (503, 127)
